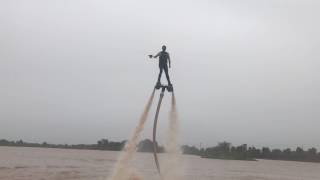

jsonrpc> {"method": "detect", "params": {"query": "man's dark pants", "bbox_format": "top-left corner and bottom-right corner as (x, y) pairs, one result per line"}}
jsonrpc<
(158, 64), (171, 85)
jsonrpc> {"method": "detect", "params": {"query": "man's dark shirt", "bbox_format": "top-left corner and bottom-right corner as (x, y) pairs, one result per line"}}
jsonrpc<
(156, 51), (170, 67)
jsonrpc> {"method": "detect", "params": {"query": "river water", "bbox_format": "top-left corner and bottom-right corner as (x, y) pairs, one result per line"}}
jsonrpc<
(0, 146), (320, 180)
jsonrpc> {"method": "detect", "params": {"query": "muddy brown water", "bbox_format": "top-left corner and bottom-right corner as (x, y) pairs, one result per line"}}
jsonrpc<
(1, 146), (320, 180)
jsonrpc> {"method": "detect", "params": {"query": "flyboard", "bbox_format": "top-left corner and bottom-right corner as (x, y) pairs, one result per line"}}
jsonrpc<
(152, 82), (173, 176)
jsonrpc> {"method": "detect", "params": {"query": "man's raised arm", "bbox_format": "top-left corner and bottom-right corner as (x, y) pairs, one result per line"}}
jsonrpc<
(148, 52), (160, 59)
(153, 52), (161, 58)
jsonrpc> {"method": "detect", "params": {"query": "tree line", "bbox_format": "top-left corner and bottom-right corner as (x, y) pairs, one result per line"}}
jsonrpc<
(0, 139), (126, 151)
(0, 138), (162, 152)
(1, 139), (320, 163)
(182, 141), (320, 162)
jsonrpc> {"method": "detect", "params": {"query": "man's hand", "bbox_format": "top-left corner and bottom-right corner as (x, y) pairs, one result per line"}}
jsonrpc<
(148, 55), (153, 58)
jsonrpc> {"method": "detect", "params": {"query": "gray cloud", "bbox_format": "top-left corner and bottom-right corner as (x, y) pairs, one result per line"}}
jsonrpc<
(0, 0), (319, 149)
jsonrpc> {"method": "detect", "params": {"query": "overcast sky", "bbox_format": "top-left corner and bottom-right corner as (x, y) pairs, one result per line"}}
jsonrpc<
(0, 0), (319, 149)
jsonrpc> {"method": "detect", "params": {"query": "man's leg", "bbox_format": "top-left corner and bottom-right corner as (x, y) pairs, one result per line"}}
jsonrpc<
(158, 67), (163, 83)
(163, 66), (172, 85)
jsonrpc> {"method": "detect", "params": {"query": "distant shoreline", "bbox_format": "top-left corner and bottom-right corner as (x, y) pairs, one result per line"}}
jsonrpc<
(1, 139), (320, 163)
(201, 154), (257, 161)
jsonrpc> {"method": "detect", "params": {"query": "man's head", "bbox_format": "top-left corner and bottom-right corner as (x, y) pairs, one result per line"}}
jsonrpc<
(162, 45), (166, 51)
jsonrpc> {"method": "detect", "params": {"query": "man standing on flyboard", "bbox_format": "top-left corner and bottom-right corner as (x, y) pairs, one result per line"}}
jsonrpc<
(149, 45), (173, 89)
